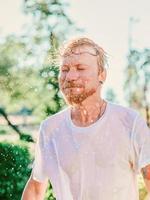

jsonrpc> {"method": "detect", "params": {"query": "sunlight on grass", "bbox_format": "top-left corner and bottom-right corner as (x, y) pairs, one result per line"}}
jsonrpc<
(138, 174), (148, 200)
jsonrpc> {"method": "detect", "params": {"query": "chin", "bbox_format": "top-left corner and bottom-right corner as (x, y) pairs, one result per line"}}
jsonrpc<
(64, 94), (88, 105)
(62, 87), (97, 105)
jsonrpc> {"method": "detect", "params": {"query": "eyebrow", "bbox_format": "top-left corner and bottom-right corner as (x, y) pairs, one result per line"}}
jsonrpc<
(61, 63), (89, 68)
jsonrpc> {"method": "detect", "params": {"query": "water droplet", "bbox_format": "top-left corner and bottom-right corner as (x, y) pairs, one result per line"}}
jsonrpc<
(34, 88), (38, 92)
(49, 71), (55, 77)
(83, 110), (87, 115)
(41, 71), (48, 78)
(47, 84), (53, 90)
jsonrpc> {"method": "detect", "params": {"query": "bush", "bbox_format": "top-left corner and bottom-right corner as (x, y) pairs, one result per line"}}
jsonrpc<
(0, 141), (32, 200)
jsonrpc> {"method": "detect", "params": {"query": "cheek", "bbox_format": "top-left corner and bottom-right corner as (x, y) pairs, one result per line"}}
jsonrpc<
(59, 73), (65, 83)
(83, 78), (90, 86)
(58, 77), (65, 90)
(85, 70), (98, 80)
(83, 76), (98, 87)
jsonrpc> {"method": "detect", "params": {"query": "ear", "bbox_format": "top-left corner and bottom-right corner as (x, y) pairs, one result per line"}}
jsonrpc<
(98, 68), (107, 83)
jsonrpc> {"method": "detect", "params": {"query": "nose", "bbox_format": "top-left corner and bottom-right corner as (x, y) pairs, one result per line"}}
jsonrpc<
(65, 69), (79, 81)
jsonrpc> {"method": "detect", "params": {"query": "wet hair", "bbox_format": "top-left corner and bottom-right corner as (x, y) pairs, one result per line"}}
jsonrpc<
(59, 37), (108, 73)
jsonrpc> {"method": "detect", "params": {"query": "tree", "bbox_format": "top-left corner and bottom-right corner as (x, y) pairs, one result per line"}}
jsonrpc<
(124, 49), (150, 126)
(22, 0), (81, 116)
(105, 88), (118, 103)
(23, 0), (81, 66)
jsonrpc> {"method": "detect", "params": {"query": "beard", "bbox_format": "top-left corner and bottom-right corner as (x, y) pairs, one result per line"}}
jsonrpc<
(61, 87), (97, 105)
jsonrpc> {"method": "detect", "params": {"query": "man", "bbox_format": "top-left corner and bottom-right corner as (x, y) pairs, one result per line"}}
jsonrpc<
(22, 37), (150, 200)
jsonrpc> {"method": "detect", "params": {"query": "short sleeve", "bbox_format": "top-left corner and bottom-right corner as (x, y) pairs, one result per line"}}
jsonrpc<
(132, 114), (150, 174)
(31, 121), (48, 182)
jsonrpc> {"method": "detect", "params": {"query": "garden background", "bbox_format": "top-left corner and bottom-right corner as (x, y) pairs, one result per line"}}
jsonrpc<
(0, 0), (150, 199)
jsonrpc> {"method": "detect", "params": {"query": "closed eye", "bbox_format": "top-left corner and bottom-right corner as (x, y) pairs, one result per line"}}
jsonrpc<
(62, 68), (69, 72)
(76, 64), (86, 70)
(61, 64), (86, 72)
(78, 68), (85, 70)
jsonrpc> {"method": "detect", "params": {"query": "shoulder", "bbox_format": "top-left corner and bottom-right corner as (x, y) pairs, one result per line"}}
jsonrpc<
(40, 106), (70, 135)
(108, 101), (138, 116)
(108, 101), (139, 128)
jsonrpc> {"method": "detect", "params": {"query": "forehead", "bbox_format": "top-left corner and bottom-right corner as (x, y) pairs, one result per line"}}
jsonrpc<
(61, 45), (98, 67)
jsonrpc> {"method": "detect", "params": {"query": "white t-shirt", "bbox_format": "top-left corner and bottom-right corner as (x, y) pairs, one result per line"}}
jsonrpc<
(32, 101), (150, 200)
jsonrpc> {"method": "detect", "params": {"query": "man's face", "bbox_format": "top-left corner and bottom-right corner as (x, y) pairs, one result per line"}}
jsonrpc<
(58, 45), (101, 105)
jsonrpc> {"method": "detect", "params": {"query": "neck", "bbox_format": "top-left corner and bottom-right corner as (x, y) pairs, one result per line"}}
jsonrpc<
(70, 92), (106, 127)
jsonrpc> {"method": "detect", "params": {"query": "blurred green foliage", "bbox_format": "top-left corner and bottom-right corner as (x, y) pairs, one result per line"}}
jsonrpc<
(0, 129), (7, 135)
(125, 49), (150, 126)
(0, 142), (32, 200)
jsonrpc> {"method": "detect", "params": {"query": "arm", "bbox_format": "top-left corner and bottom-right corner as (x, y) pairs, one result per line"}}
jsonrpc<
(21, 175), (48, 200)
(22, 120), (50, 199)
(141, 164), (150, 200)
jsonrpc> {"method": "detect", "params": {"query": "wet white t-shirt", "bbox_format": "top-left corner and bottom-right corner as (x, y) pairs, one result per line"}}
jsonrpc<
(32, 102), (150, 200)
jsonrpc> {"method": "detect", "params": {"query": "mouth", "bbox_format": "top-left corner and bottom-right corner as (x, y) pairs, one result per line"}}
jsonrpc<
(65, 86), (81, 89)
(64, 87), (83, 93)
(66, 87), (78, 88)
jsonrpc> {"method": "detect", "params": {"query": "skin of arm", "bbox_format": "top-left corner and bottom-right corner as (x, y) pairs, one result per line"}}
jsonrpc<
(21, 175), (48, 200)
(141, 164), (150, 200)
